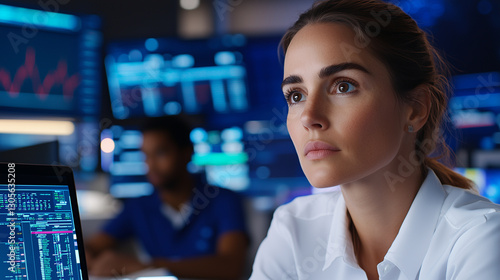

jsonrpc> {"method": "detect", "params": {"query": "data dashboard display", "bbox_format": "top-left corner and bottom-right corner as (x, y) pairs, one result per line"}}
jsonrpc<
(0, 4), (102, 117)
(0, 184), (85, 279)
(450, 72), (500, 151)
(105, 36), (249, 119)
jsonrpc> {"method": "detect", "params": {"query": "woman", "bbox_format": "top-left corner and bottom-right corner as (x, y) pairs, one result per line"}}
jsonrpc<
(250, 0), (500, 279)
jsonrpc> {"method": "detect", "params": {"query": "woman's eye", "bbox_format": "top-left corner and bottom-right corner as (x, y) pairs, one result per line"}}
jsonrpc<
(336, 81), (356, 94)
(290, 91), (305, 103)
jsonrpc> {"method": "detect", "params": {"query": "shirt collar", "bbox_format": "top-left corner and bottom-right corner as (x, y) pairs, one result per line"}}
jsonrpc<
(323, 191), (357, 270)
(160, 201), (193, 229)
(322, 167), (447, 278)
(384, 168), (446, 279)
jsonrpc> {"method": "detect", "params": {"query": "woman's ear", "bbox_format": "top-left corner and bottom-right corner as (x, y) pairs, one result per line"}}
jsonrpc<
(405, 85), (431, 132)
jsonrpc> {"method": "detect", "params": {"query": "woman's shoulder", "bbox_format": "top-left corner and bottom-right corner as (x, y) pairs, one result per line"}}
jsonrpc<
(441, 184), (500, 229)
(274, 190), (343, 221)
(439, 186), (500, 278)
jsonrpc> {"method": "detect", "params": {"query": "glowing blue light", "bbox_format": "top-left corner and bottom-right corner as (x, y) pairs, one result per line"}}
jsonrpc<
(221, 142), (244, 153)
(228, 79), (248, 110)
(205, 164), (249, 191)
(164, 101), (182, 115)
(210, 80), (227, 112)
(215, 51), (236, 65)
(172, 54), (195, 68)
(128, 49), (143, 61)
(110, 182), (154, 198)
(394, 0), (445, 27)
(190, 128), (208, 143)
(221, 127), (243, 142)
(486, 185), (498, 198)
(110, 162), (148, 176)
(145, 38), (159, 52)
(399, 1), (413, 13)
(144, 54), (164, 68)
(119, 130), (143, 148)
(120, 151), (146, 162)
(0, 4), (80, 31)
(194, 143), (211, 154)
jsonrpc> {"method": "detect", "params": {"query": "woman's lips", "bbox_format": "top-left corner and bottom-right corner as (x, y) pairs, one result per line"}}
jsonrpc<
(304, 140), (340, 160)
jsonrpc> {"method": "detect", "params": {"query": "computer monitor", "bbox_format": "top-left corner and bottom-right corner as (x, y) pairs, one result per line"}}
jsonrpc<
(0, 3), (102, 117)
(0, 163), (88, 279)
(105, 35), (250, 119)
(105, 35), (288, 119)
(449, 72), (500, 152)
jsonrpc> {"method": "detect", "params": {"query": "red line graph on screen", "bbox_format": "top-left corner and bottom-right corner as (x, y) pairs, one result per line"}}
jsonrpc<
(0, 47), (80, 100)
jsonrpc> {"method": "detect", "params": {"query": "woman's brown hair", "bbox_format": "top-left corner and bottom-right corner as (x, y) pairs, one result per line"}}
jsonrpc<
(280, 0), (475, 190)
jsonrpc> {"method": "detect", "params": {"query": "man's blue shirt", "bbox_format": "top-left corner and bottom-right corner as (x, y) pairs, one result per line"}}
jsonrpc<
(102, 182), (247, 259)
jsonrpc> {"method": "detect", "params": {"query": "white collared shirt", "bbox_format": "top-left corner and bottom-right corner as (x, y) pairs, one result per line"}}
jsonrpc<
(250, 168), (500, 280)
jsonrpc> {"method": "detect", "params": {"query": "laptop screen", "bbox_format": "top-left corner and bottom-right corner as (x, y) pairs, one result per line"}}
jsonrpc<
(0, 163), (88, 280)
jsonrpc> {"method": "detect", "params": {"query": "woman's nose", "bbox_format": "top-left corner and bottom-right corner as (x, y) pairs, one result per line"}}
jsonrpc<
(300, 91), (329, 131)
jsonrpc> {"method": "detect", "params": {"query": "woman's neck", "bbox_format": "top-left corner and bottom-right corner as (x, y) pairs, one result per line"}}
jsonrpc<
(341, 159), (425, 276)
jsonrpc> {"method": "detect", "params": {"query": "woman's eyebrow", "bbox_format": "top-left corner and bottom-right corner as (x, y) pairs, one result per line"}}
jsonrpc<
(282, 62), (370, 90)
(319, 62), (370, 78)
(281, 75), (303, 90)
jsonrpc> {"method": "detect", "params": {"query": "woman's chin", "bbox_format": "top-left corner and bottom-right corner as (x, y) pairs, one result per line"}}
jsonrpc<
(304, 170), (345, 188)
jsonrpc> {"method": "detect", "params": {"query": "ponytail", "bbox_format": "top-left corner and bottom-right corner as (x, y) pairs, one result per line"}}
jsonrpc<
(424, 157), (477, 193)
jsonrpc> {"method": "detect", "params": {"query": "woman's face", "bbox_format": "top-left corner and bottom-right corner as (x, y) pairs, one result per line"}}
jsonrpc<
(284, 23), (411, 188)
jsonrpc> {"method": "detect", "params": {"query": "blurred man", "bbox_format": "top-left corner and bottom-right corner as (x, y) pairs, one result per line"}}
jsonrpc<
(86, 116), (249, 279)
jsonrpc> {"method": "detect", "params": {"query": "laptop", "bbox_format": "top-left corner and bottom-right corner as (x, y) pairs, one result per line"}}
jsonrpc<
(0, 163), (89, 279)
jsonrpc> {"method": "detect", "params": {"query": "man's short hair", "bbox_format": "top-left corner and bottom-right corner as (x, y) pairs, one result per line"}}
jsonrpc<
(140, 116), (194, 150)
